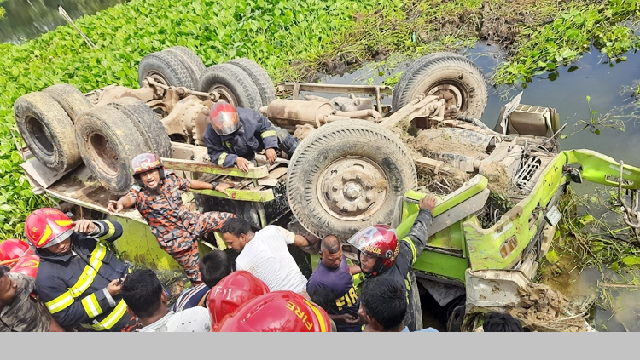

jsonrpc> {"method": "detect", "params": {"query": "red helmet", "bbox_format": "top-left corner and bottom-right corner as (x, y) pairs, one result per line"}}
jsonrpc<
(209, 102), (240, 136)
(214, 291), (333, 332)
(131, 152), (165, 177)
(10, 255), (40, 279)
(24, 208), (74, 249)
(207, 271), (270, 325)
(0, 239), (35, 266)
(347, 225), (400, 271)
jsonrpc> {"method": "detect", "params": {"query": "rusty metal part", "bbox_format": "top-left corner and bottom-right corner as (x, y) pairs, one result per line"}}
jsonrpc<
(333, 109), (382, 121)
(264, 99), (335, 132)
(160, 95), (209, 142)
(317, 157), (388, 220)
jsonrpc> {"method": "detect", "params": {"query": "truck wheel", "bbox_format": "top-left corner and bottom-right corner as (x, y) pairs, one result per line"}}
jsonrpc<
(42, 83), (92, 122)
(138, 51), (196, 89)
(392, 53), (488, 119)
(108, 98), (173, 158)
(198, 63), (262, 111)
(163, 46), (206, 87)
(14, 91), (82, 172)
(286, 119), (417, 240)
(226, 58), (277, 107)
(75, 105), (148, 194)
(391, 52), (459, 112)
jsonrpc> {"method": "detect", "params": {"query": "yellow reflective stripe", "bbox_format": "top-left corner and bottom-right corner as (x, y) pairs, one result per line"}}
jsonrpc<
(91, 299), (127, 331)
(44, 244), (107, 314)
(45, 291), (74, 314)
(304, 300), (328, 332)
(98, 221), (116, 240)
(402, 237), (417, 264)
(223, 140), (231, 148)
(260, 130), (277, 139)
(70, 244), (106, 298)
(218, 153), (228, 166)
(81, 294), (103, 318)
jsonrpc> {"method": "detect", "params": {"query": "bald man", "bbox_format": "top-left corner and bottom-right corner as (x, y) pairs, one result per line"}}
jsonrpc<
(306, 235), (362, 332)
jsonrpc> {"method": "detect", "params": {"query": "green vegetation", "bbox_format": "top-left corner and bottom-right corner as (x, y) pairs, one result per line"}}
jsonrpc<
(493, 0), (640, 86)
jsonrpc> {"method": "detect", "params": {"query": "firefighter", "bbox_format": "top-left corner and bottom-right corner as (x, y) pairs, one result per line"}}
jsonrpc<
(347, 193), (438, 332)
(214, 290), (333, 332)
(107, 152), (235, 285)
(207, 270), (270, 330)
(203, 102), (300, 172)
(25, 208), (140, 332)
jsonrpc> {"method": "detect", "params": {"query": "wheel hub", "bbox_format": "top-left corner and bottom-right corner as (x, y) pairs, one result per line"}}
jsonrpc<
(428, 84), (464, 112)
(317, 157), (388, 220)
(208, 85), (237, 107)
(147, 71), (170, 87)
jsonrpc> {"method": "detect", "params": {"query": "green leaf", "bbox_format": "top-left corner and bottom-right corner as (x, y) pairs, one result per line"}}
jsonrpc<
(621, 256), (640, 267)
(546, 249), (560, 264)
(585, 95), (591, 102)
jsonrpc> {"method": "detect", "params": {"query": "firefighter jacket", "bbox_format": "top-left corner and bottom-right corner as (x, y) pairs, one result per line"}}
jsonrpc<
(203, 106), (279, 168)
(35, 220), (131, 332)
(366, 208), (433, 331)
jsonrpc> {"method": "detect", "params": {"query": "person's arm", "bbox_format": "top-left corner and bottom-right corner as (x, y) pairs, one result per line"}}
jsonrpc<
(107, 189), (138, 214)
(36, 275), (123, 330)
(73, 219), (124, 243)
(204, 125), (238, 168)
(255, 113), (279, 151)
(401, 194), (437, 265)
(348, 265), (362, 275)
(189, 179), (234, 193)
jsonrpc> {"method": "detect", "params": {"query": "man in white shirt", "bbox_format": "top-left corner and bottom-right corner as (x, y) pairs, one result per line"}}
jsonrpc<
(220, 218), (319, 296)
(120, 268), (212, 332)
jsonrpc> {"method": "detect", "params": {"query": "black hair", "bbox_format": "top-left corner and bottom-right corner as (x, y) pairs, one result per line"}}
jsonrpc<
(120, 268), (163, 319)
(483, 312), (523, 332)
(321, 235), (341, 254)
(306, 287), (339, 315)
(360, 276), (406, 331)
(0, 266), (8, 277)
(220, 217), (255, 237)
(200, 249), (232, 288)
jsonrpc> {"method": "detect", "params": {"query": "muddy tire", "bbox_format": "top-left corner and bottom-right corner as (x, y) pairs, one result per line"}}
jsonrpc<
(163, 46), (206, 87)
(107, 98), (173, 158)
(392, 52), (459, 111)
(198, 63), (262, 111)
(226, 58), (277, 107)
(392, 53), (488, 118)
(14, 92), (82, 172)
(137, 51), (196, 89)
(42, 83), (92, 122)
(286, 119), (417, 240)
(74, 105), (148, 194)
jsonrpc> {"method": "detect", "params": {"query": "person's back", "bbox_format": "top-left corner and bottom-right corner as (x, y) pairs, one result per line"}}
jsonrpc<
(121, 268), (212, 332)
(235, 225), (307, 293)
(482, 312), (524, 332)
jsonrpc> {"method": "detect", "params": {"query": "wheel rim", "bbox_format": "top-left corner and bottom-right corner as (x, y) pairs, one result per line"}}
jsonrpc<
(146, 71), (170, 87)
(87, 132), (119, 177)
(426, 82), (466, 114)
(317, 157), (389, 221)
(208, 85), (238, 107)
(26, 115), (54, 156)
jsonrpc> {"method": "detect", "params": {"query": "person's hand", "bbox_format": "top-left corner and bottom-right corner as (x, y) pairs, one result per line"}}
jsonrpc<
(265, 148), (277, 164)
(72, 220), (96, 233)
(339, 314), (360, 324)
(235, 157), (249, 172)
(107, 200), (123, 214)
(215, 183), (234, 193)
(420, 193), (438, 213)
(107, 278), (124, 296)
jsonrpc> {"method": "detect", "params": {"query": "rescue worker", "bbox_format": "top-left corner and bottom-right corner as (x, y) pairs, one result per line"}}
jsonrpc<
(120, 268), (213, 332)
(25, 208), (141, 332)
(347, 193), (438, 332)
(203, 102), (300, 172)
(214, 290), (333, 332)
(0, 265), (64, 332)
(207, 270), (270, 330)
(107, 152), (235, 285)
(306, 235), (362, 332)
(358, 275), (438, 332)
(171, 249), (233, 312)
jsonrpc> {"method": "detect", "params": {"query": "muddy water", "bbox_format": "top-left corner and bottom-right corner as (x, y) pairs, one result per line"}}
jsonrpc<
(308, 43), (640, 332)
(0, 0), (128, 44)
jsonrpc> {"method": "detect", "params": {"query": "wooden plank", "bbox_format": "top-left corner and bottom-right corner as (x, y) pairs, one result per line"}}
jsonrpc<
(191, 188), (275, 202)
(160, 157), (269, 178)
(276, 82), (393, 96)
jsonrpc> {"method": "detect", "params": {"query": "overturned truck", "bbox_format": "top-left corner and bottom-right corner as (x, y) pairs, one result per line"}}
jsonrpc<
(14, 47), (640, 331)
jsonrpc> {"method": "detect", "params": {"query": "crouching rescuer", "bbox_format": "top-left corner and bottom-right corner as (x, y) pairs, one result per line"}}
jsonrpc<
(25, 208), (140, 332)
(108, 152), (235, 285)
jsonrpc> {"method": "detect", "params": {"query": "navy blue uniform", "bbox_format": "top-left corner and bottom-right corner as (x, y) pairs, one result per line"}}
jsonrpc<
(203, 106), (298, 168)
